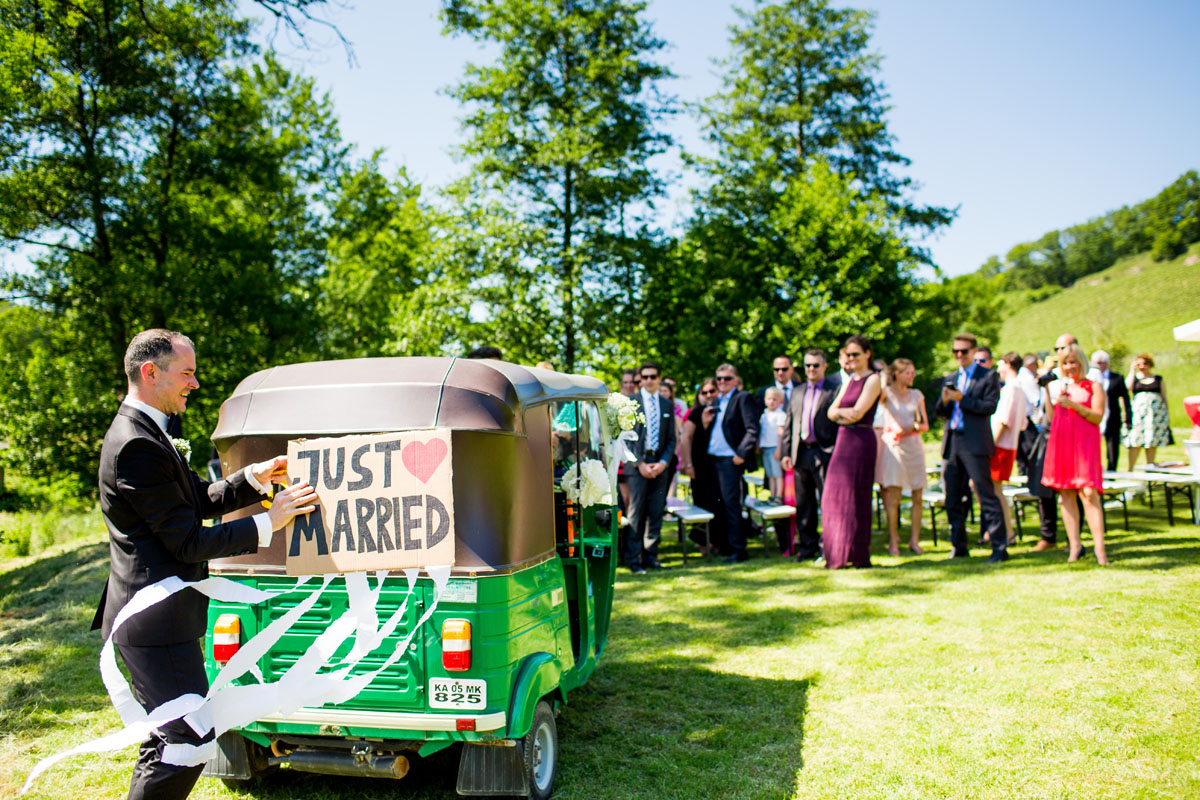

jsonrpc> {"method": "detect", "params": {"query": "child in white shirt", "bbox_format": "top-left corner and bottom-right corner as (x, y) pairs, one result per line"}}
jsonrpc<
(759, 387), (787, 502)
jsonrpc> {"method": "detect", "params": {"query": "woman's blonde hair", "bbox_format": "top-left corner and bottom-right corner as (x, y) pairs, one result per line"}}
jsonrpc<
(887, 358), (913, 382)
(1059, 343), (1088, 375)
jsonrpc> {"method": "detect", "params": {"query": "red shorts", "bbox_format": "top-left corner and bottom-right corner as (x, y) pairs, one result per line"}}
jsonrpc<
(990, 447), (1016, 482)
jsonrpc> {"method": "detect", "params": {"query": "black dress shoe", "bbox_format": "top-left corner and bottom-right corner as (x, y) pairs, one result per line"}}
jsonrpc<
(629, 565), (646, 575)
(987, 550), (1010, 563)
(946, 550), (970, 560)
(644, 560), (671, 571)
(722, 554), (749, 565)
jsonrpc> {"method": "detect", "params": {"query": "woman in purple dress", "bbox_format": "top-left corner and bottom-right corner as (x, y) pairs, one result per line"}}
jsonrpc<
(821, 335), (883, 569)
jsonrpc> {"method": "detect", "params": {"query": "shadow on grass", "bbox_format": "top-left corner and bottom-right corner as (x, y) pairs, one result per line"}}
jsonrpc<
(0, 542), (111, 734)
(200, 661), (810, 800)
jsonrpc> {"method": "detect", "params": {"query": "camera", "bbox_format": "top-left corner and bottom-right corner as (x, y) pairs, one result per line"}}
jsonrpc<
(1036, 371), (1056, 388)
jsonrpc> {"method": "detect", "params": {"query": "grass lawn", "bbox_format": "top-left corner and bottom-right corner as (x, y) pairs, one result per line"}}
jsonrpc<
(3, 454), (1200, 799)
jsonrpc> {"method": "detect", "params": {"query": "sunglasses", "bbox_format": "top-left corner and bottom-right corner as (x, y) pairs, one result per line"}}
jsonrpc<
(700, 389), (715, 395)
(640, 373), (659, 380)
(844, 350), (864, 357)
(952, 348), (971, 355)
(773, 366), (791, 372)
(715, 375), (735, 382)
(975, 357), (988, 364)
(803, 363), (822, 369)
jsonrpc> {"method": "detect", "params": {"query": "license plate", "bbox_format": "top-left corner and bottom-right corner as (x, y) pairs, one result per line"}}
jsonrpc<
(428, 678), (487, 710)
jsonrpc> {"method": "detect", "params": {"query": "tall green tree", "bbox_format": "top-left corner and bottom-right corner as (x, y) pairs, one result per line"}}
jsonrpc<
(695, 0), (953, 236)
(665, 0), (952, 387)
(441, 0), (673, 371)
(0, 0), (346, 481)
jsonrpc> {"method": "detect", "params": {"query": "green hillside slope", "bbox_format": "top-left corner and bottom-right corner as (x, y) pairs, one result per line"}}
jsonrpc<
(996, 242), (1200, 429)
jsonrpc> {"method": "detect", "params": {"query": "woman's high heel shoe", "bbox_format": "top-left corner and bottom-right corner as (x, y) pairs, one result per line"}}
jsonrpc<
(1067, 545), (1088, 562)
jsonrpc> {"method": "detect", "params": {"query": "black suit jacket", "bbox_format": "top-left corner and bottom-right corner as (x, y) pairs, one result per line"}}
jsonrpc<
(1098, 372), (1132, 438)
(92, 405), (262, 646)
(935, 366), (1001, 458)
(779, 374), (842, 460)
(628, 392), (677, 467)
(714, 388), (760, 471)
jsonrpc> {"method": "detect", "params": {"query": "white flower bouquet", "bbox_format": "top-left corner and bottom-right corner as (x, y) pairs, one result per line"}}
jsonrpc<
(604, 392), (644, 433)
(560, 459), (612, 507)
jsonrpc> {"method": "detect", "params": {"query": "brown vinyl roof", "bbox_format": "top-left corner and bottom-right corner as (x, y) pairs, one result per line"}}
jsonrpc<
(211, 357), (609, 441)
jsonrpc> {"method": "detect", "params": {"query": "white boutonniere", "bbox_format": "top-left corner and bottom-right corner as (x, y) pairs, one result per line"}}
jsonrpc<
(171, 437), (192, 461)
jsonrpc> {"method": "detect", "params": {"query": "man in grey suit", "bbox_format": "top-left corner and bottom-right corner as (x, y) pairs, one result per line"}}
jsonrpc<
(779, 349), (841, 561)
(624, 361), (677, 574)
(935, 332), (1006, 562)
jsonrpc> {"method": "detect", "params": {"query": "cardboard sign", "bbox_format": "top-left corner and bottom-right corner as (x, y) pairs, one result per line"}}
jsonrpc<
(285, 430), (455, 575)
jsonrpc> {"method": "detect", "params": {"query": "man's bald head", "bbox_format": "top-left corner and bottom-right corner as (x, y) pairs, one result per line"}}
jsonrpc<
(1055, 333), (1077, 350)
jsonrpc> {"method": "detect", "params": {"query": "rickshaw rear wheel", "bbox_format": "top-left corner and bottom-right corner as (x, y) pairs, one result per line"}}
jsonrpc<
(520, 700), (558, 800)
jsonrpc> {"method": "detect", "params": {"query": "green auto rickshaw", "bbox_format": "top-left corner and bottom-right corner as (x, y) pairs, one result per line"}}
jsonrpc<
(199, 357), (618, 798)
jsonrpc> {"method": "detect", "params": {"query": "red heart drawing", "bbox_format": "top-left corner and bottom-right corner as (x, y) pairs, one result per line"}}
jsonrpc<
(402, 439), (448, 483)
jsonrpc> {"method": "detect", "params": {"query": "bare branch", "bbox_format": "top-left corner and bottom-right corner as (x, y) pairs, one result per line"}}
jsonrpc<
(252, 0), (358, 67)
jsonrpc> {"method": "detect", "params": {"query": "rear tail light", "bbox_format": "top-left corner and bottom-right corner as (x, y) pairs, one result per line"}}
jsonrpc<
(213, 613), (241, 664)
(442, 618), (472, 671)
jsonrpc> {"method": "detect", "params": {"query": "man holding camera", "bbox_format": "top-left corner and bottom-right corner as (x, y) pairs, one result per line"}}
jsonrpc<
(935, 333), (1007, 562)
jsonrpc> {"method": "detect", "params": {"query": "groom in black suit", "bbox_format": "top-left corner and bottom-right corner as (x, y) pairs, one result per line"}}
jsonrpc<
(935, 332), (1006, 562)
(92, 329), (316, 800)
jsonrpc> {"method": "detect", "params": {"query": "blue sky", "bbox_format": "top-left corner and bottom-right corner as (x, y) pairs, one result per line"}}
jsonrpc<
(252, 0), (1199, 278)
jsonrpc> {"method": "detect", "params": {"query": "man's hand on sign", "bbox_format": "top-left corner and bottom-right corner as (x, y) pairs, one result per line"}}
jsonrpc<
(251, 455), (289, 487)
(267, 480), (318, 531)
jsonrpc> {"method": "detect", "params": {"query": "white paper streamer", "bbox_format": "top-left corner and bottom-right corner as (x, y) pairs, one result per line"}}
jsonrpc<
(23, 566), (451, 793)
(605, 430), (638, 495)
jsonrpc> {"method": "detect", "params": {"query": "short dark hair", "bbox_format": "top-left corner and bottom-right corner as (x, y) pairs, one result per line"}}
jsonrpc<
(639, 361), (661, 376)
(772, 354), (792, 364)
(124, 329), (193, 385)
(804, 349), (827, 364)
(1001, 352), (1022, 373)
(976, 345), (993, 359)
(466, 346), (503, 360)
(953, 332), (978, 349)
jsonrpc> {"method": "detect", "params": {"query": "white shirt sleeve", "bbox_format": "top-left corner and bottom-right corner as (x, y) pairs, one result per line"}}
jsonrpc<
(251, 513), (273, 547)
(241, 467), (273, 547)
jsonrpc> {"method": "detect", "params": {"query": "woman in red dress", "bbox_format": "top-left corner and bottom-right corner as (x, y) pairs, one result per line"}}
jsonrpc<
(1041, 343), (1109, 565)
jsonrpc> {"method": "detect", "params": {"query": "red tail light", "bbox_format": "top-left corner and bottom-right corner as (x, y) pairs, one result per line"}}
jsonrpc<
(442, 618), (471, 671)
(213, 613), (241, 664)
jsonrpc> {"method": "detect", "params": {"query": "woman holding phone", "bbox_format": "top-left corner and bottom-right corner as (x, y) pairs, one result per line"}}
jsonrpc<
(1041, 342), (1109, 565)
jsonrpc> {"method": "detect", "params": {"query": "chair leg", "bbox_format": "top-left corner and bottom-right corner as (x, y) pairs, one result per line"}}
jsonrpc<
(678, 517), (687, 565)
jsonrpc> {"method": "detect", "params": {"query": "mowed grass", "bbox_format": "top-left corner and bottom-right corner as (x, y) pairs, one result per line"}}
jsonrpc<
(996, 241), (1200, 429)
(3, 472), (1200, 798)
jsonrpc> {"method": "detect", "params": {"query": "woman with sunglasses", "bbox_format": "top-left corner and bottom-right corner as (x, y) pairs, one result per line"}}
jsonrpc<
(1041, 342), (1109, 565)
(679, 378), (720, 553)
(821, 335), (883, 569)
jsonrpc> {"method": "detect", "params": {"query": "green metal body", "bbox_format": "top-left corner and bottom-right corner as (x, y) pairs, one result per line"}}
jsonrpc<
(203, 503), (615, 747)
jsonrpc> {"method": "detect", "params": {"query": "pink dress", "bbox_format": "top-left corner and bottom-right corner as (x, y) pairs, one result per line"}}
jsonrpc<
(1041, 378), (1103, 491)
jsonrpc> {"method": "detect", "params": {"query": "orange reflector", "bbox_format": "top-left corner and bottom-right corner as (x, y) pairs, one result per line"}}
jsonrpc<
(442, 618), (472, 671)
(456, 719), (476, 731)
(212, 613), (241, 664)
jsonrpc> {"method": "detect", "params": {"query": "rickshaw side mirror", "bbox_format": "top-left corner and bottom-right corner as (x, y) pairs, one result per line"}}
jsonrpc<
(592, 508), (612, 529)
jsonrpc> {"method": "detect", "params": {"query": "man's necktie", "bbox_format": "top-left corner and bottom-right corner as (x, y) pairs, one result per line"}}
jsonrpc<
(646, 396), (659, 452)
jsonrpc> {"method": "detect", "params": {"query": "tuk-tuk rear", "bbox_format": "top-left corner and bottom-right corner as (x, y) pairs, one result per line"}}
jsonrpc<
(200, 357), (618, 798)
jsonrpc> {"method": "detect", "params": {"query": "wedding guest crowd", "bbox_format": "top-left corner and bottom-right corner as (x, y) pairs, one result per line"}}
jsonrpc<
(606, 325), (1166, 573)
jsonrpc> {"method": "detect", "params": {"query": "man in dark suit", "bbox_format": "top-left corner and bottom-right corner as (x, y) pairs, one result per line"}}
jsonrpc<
(93, 329), (316, 800)
(1089, 350), (1132, 472)
(756, 354), (803, 410)
(779, 349), (841, 561)
(624, 362), (677, 574)
(707, 363), (759, 564)
(935, 332), (1007, 562)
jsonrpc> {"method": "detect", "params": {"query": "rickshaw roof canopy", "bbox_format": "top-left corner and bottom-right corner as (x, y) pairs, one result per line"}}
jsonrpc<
(212, 357), (609, 441)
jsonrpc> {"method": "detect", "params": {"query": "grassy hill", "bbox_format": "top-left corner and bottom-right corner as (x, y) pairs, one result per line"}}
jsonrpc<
(996, 241), (1200, 428)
